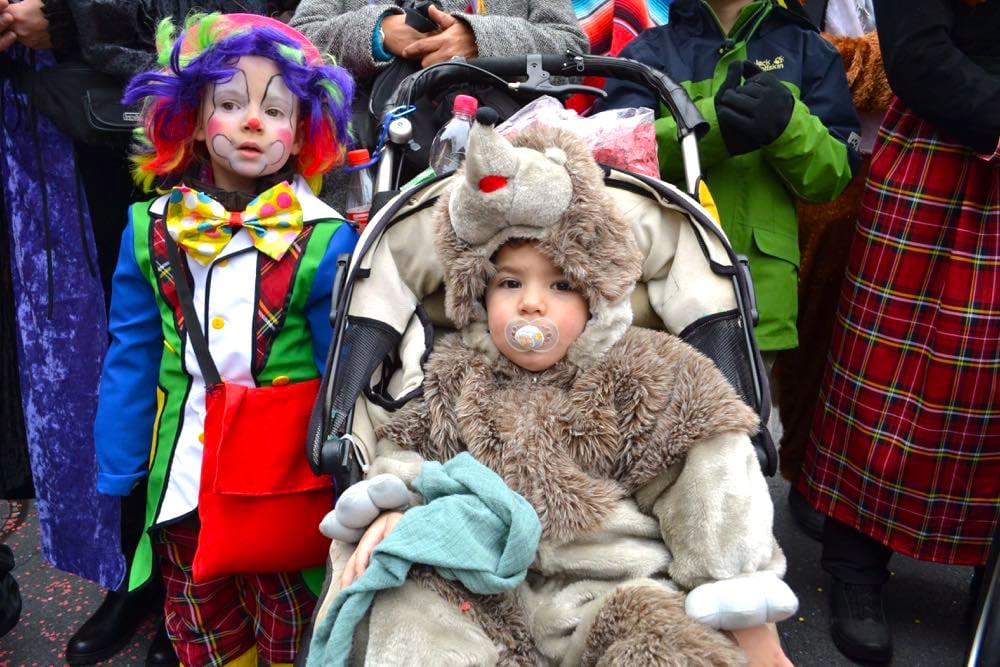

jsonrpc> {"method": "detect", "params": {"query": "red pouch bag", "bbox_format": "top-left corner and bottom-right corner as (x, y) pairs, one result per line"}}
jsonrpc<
(192, 378), (333, 582)
(164, 233), (333, 583)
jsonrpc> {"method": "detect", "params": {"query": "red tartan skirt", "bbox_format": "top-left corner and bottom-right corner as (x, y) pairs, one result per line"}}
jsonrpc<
(799, 98), (1000, 566)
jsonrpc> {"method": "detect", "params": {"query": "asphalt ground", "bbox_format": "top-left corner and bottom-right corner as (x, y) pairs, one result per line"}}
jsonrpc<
(0, 476), (979, 666)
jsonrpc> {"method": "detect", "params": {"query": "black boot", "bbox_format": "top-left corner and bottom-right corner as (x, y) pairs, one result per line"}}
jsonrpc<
(146, 618), (179, 666)
(788, 486), (825, 542)
(65, 587), (156, 665)
(830, 578), (893, 664)
(0, 544), (21, 639)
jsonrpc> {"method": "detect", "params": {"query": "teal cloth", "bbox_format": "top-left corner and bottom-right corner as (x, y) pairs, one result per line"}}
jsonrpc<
(306, 452), (542, 667)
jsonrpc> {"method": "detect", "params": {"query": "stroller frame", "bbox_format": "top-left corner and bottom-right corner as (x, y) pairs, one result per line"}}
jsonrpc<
(306, 54), (779, 499)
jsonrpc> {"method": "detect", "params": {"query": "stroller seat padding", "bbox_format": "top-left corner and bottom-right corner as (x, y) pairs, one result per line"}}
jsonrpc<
(340, 171), (743, 467)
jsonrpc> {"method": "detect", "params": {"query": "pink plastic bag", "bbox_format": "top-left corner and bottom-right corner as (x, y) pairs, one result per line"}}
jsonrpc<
(497, 96), (660, 178)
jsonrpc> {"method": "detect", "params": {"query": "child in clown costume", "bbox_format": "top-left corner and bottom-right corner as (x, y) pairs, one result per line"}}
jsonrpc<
(92, 14), (356, 667)
(307, 112), (798, 666)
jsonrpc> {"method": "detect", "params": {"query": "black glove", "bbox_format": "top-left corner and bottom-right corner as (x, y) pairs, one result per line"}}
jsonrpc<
(715, 61), (795, 156)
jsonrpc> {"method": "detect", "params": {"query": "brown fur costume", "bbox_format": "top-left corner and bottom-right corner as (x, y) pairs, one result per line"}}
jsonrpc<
(380, 329), (760, 543)
(350, 121), (792, 665)
(775, 30), (892, 481)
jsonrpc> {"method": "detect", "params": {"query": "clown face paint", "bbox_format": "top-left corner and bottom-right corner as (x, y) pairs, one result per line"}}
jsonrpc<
(195, 56), (301, 193)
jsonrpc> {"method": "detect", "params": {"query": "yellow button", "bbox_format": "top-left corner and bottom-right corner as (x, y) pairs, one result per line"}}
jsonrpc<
(272, 375), (290, 386)
(198, 432), (205, 444)
(211, 316), (225, 330)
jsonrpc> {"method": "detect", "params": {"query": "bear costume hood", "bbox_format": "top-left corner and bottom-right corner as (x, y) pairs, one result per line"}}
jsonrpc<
(433, 109), (643, 369)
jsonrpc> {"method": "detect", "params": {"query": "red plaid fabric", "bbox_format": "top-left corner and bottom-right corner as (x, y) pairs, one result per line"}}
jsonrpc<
(149, 218), (185, 335)
(253, 227), (314, 376)
(799, 98), (1000, 566)
(153, 521), (317, 666)
(151, 215), (313, 378)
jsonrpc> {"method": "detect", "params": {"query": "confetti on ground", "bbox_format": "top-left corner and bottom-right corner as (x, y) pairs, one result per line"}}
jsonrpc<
(0, 501), (158, 666)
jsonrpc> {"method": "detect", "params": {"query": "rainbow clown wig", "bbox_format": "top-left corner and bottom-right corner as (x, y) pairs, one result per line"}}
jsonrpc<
(123, 13), (354, 192)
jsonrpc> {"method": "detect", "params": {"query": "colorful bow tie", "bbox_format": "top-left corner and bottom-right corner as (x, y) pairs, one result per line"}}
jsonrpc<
(165, 182), (304, 265)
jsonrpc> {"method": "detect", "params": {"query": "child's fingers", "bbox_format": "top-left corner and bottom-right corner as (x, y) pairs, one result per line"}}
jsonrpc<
(340, 512), (404, 589)
(351, 556), (368, 581)
(340, 550), (358, 589)
(349, 516), (388, 581)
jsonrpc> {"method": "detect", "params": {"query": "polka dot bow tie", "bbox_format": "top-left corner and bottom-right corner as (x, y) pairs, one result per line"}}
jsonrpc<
(165, 182), (303, 265)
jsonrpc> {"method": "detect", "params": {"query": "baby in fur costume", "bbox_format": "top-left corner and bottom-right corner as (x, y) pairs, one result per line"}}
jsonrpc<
(313, 110), (797, 666)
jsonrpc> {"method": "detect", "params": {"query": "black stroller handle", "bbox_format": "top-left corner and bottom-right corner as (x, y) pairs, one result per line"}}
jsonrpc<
(386, 52), (709, 143)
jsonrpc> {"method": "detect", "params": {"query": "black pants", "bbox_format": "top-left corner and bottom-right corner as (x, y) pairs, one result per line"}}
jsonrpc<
(822, 516), (894, 586)
(72, 141), (136, 311)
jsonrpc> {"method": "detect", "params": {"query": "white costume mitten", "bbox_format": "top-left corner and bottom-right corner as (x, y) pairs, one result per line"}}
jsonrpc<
(684, 571), (798, 630)
(318, 474), (410, 543)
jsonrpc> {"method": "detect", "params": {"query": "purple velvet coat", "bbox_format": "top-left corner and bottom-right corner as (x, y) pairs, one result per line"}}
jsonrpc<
(1, 47), (125, 589)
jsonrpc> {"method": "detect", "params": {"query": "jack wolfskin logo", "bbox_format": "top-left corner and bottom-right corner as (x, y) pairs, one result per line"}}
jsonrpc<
(847, 132), (862, 153)
(754, 56), (785, 72)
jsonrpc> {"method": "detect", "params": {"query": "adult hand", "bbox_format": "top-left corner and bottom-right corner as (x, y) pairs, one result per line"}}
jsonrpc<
(715, 60), (794, 156)
(401, 4), (478, 68)
(6, 0), (51, 50)
(381, 13), (432, 58)
(340, 510), (404, 589)
(0, 0), (16, 52)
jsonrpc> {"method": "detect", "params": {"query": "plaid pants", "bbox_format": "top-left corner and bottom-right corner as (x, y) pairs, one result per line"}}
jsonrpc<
(153, 520), (317, 667)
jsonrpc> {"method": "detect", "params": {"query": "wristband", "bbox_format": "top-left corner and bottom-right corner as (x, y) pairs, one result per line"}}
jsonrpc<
(372, 12), (394, 62)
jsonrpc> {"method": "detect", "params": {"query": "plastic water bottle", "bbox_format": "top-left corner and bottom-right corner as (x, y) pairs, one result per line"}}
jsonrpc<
(428, 94), (479, 175)
(344, 148), (373, 232)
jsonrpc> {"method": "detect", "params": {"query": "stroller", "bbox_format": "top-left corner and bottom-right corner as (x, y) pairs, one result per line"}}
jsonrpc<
(297, 52), (784, 664)
(300, 53), (1000, 667)
(307, 53), (776, 494)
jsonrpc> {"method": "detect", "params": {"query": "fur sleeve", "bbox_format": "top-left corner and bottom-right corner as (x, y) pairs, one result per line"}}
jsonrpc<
(600, 329), (759, 492)
(652, 431), (786, 589)
(375, 336), (472, 463)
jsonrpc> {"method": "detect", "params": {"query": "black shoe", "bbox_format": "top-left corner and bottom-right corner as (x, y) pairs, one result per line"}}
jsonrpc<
(146, 619), (179, 666)
(0, 545), (21, 639)
(788, 486), (825, 542)
(65, 588), (156, 665)
(830, 579), (893, 664)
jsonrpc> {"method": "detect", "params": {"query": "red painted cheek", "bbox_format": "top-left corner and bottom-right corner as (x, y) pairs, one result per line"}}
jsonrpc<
(274, 128), (294, 144)
(205, 118), (224, 135)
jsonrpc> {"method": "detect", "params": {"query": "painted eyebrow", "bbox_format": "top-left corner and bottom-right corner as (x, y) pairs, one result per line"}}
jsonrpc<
(214, 70), (250, 99)
(212, 70), (250, 109)
(261, 74), (292, 106)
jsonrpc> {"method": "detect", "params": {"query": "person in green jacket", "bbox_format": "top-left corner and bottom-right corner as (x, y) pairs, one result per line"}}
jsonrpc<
(603, 0), (860, 354)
